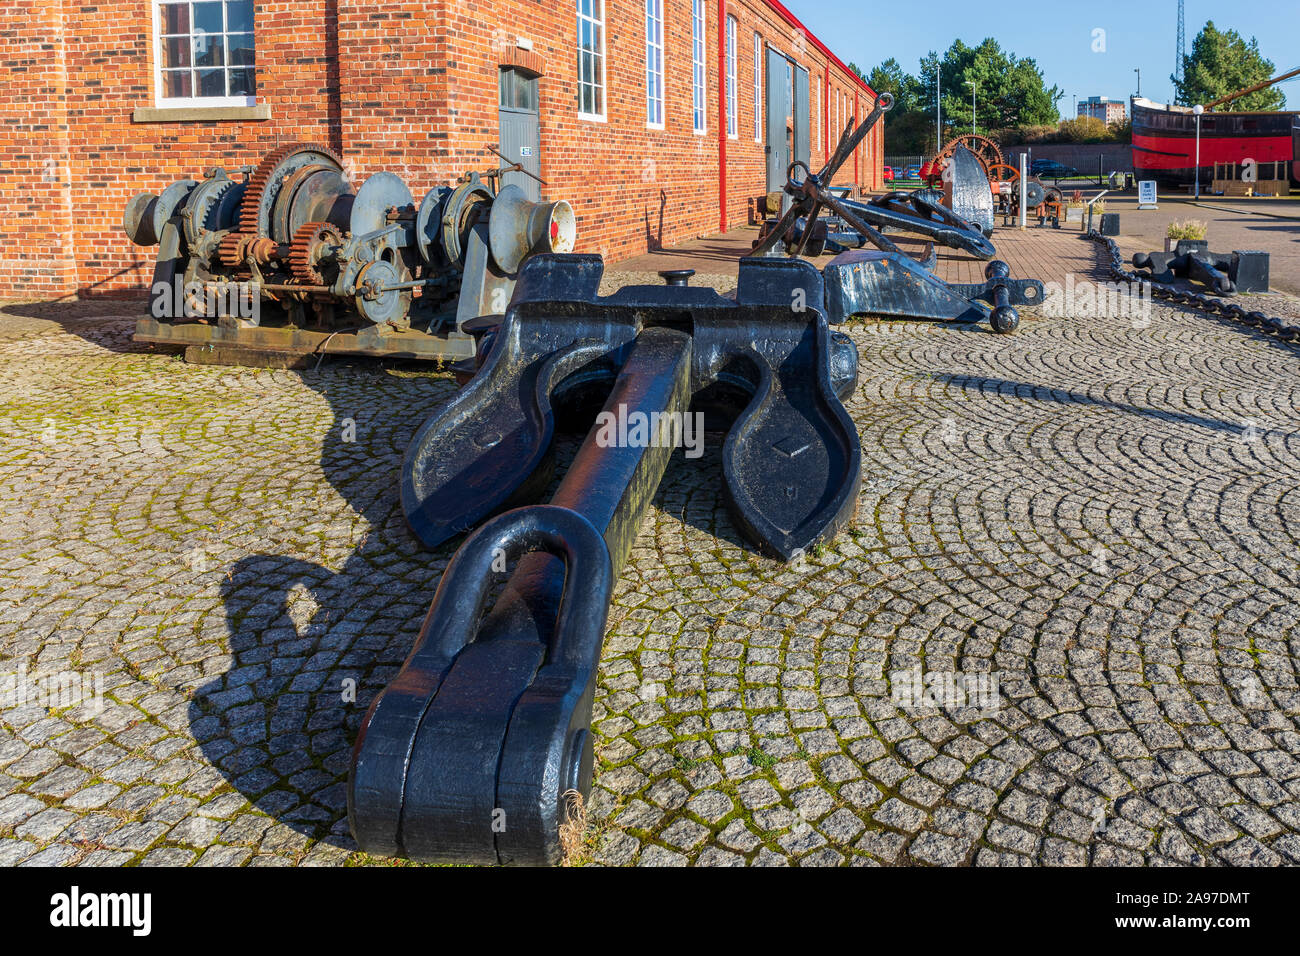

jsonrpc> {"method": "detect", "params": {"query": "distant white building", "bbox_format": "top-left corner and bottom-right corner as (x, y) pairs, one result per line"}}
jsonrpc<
(1077, 96), (1127, 124)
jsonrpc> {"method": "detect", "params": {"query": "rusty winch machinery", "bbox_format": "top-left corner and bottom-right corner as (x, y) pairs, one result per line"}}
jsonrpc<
(124, 142), (575, 363)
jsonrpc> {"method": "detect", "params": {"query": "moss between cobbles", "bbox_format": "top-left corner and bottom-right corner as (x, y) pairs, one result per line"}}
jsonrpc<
(593, 674), (919, 863)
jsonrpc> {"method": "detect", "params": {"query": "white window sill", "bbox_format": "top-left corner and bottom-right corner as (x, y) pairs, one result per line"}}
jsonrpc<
(578, 112), (607, 124)
(134, 104), (270, 123)
(646, 121), (665, 131)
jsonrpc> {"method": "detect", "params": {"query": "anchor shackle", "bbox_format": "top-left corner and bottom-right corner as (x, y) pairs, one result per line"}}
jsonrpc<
(348, 505), (613, 865)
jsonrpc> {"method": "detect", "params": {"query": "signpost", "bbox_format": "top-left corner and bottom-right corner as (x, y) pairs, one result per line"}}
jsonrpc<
(1137, 180), (1158, 210)
(1019, 153), (1027, 229)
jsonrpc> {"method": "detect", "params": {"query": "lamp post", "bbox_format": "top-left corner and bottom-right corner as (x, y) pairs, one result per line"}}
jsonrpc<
(1134, 68), (1140, 97)
(966, 78), (976, 134)
(1192, 103), (1203, 198)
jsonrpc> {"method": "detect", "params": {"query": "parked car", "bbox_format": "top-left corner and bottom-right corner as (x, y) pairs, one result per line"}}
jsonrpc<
(883, 166), (894, 182)
(903, 164), (921, 180)
(1031, 159), (1078, 179)
(891, 166), (904, 179)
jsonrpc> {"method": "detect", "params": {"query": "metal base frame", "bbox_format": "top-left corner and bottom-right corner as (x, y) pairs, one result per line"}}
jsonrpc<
(134, 316), (478, 365)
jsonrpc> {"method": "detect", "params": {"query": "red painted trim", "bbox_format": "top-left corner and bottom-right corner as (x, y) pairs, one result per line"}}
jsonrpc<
(762, 0), (875, 98)
(718, 0), (728, 231)
(853, 89), (859, 185)
(823, 66), (830, 157)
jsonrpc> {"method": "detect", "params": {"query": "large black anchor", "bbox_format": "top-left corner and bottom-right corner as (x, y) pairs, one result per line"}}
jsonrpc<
(754, 93), (995, 262)
(348, 254), (861, 864)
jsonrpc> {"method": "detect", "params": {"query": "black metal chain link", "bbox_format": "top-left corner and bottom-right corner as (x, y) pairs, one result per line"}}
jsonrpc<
(1086, 229), (1299, 342)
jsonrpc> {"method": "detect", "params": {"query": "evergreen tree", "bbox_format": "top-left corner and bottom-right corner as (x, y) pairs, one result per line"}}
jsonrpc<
(869, 40), (1061, 154)
(1173, 22), (1286, 110)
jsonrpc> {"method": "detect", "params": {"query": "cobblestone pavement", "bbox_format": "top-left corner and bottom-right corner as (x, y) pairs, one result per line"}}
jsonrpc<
(2, 253), (1300, 867)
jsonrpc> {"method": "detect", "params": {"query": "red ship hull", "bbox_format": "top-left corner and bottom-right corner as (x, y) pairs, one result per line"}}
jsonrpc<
(1131, 97), (1298, 188)
(1294, 115), (1300, 183)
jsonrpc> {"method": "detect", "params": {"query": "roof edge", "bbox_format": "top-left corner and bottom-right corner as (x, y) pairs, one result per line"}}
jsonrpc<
(763, 0), (877, 99)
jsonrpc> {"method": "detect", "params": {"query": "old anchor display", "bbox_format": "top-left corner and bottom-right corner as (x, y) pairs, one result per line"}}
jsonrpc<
(755, 99), (1041, 334)
(1132, 243), (1270, 295)
(822, 255), (1040, 334)
(123, 142), (576, 364)
(348, 255), (862, 865)
(754, 98), (994, 261)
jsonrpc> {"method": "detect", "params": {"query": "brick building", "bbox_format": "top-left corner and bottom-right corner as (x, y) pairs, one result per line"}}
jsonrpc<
(1077, 96), (1126, 125)
(0, 1), (879, 300)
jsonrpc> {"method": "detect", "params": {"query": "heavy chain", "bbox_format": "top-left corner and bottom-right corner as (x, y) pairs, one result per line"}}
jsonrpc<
(1087, 229), (1299, 342)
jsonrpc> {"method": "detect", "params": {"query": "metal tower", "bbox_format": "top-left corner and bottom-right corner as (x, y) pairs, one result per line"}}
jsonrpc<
(1174, 0), (1186, 87)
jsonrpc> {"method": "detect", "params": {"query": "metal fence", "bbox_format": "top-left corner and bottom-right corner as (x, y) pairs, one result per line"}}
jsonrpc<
(883, 155), (926, 171)
(886, 147), (1132, 185)
(1001, 145), (1132, 182)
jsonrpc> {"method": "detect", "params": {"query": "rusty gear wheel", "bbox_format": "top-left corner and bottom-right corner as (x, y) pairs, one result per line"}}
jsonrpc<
(237, 141), (345, 237)
(938, 134), (1003, 173)
(985, 162), (1020, 185)
(288, 221), (343, 285)
(218, 232), (252, 268)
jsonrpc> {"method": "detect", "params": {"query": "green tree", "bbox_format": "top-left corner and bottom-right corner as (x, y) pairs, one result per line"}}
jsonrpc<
(1173, 21), (1285, 110)
(862, 57), (928, 152)
(882, 111), (936, 155)
(1000, 55), (1061, 128)
(865, 57), (921, 113)
(878, 39), (1061, 154)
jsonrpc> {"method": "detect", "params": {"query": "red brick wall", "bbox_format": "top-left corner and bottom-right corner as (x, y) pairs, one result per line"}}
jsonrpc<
(0, 0), (878, 300)
(0, 1), (75, 296)
(48, 1), (340, 300)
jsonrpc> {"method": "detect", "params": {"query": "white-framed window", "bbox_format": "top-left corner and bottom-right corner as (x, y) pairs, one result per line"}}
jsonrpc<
(153, 1), (256, 107)
(645, 0), (664, 128)
(752, 32), (762, 141)
(577, 0), (606, 121)
(691, 0), (706, 134)
(725, 15), (737, 138)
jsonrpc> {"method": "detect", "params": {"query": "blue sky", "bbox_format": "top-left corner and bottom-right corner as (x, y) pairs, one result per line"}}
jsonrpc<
(788, 0), (1297, 112)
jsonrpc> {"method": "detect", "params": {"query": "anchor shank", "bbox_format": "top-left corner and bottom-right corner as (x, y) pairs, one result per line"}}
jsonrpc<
(353, 327), (694, 866)
(480, 326), (694, 652)
(552, 327), (693, 571)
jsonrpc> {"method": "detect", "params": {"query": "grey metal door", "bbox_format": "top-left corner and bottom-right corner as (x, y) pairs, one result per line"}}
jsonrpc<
(499, 68), (541, 201)
(794, 65), (810, 172)
(765, 47), (790, 193)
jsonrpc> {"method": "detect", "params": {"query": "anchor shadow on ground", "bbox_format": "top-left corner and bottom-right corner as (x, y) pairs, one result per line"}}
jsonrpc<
(931, 371), (1274, 436)
(190, 357), (463, 854)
